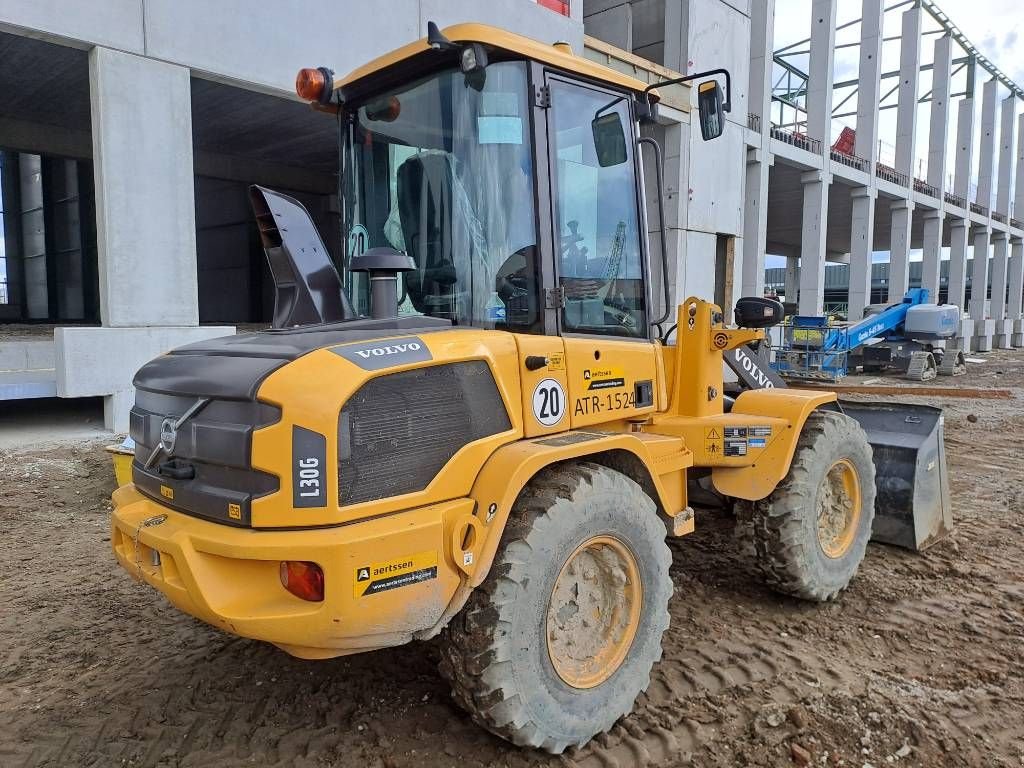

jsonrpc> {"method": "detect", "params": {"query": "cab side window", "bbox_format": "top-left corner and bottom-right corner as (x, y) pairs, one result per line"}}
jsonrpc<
(550, 80), (647, 337)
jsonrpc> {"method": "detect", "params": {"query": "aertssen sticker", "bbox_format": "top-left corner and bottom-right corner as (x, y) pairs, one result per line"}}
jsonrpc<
(354, 551), (438, 597)
(330, 336), (433, 370)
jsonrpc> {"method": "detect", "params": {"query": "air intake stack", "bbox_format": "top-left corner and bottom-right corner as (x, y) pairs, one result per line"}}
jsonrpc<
(350, 247), (417, 319)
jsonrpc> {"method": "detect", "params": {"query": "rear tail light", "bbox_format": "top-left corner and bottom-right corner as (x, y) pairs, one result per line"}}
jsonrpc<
(280, 560), (325, 602)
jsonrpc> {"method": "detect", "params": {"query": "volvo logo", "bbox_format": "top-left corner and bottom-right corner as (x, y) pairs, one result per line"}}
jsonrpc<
(353, 341), (421, 359)
(159, 417), (178, 454)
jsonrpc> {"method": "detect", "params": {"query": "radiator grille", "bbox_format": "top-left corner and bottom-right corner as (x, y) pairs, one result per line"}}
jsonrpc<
(338, 361), (511, 506)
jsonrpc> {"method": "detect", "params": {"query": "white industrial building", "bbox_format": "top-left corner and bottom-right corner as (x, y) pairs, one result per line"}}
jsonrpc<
(1, 0), (1022, 431)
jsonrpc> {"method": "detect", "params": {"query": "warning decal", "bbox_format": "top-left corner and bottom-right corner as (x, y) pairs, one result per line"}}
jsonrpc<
(704, 427), (723, 457)
(354, 550), (438, 597)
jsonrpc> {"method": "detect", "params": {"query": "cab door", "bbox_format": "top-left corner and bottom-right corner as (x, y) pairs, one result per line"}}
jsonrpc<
(542, 74), (659, 428)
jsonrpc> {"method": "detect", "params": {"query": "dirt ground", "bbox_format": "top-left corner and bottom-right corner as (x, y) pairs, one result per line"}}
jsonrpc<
(1, 350), (1023, 768)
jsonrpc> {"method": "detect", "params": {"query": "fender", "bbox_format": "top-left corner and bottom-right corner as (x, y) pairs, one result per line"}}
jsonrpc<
(414, 430), (691, 641)
(712, 389), (837, 500)
(465, 431), (692, 585)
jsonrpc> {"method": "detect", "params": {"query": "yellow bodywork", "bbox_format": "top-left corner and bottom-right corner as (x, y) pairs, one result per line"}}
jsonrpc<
(110, 26), (835, 659)
(333, 23), (657, 99)
(111, 299), (833, 659)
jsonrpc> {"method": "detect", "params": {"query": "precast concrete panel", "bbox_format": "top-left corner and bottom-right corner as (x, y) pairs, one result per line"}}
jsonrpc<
(996, 96), (1016, 216)
(0, 0), (144, 53)
(947, 219), (970, 311)
(140, 0), (582, 97)
(1014, 113), (1024, 219)
(887, 199), (913, 302)
(921, 209), (943, 301)
(684, 230), (718, 302)
(682, 0), (749, 236)
(847, 186), (876, 319)
(969, 227), (991, 322)
(954, 98), (976, 199)
(976, 80), (998, 208)
(688, 120), (745, 236)
(1008, 239), (1023, 340)
(854, 0), (884, 162)
(926, 35), (952, 190)
(894, 5), (921, 177)
(89, 47), (198, 327)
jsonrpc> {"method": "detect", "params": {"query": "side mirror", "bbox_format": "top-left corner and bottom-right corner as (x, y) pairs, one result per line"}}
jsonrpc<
(734, 296), (784, 328)
(697, 80), (725, 141)
(591, 112), (628, 167)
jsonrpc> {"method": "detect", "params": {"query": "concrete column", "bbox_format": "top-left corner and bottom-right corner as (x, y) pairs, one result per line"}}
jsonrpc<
(991, 233), (1010, 347)
(921, 209), (944, 301)
(948, 219), (972, 348)
(970, 226), (993, 351)
(1008, 238), (1024, 345)
(18, 153), (48, 319)
(741, 149), (771, 297)
(1015, 113), (1024, 220)
(894, 5), (922, 177)
(748, 0), (775, 129)
(888, 200), (914, 301)
(996, 96), (1016, 217)
(855, 0), (884, 163)
(848, 186), (876, 319)
(927, 35), (953, 191)
(953, 98), (976, 200)
(90, 46), (198, 327)
(81, 46), (235, 432)
(784, 255), (799, 305)
(976, 80), (999, 210)
(948, 220), (969, 308)
(798, 170), (829, 315)
(806, 0), (838, 146)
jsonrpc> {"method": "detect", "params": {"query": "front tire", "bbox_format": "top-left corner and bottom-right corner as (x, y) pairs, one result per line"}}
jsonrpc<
(736, 410), (876, 602)
(439, 462), (672, 754)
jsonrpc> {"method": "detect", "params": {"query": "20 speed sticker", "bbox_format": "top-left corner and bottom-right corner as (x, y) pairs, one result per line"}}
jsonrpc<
(532, 378), (566, 427)
(354, 551), (438, 597)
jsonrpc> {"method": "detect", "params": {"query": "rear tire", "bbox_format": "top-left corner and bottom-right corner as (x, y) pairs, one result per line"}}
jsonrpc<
(438, 462), (672, 754)
(736, 410), (875, 602)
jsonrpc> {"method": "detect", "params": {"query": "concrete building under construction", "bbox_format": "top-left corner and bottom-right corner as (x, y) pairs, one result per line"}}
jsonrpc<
(1, 0), (1023, 430)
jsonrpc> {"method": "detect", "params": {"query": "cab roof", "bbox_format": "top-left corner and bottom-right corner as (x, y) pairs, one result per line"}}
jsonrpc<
(333, 22), (654, 99)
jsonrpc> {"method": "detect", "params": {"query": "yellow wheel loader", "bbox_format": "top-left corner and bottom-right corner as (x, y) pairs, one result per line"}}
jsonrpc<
(111, 23), (951, 753)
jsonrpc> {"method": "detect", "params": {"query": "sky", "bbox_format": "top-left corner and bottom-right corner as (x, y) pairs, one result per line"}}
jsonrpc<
(767, 0), (1024, 268)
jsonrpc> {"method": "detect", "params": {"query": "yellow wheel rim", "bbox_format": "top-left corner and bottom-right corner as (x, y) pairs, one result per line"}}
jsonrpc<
(546, 535), (642, 689)
(816, 459), (862, 559)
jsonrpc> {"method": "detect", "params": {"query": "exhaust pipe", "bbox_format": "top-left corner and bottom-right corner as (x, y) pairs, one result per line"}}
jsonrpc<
(350, 247), (416, 320)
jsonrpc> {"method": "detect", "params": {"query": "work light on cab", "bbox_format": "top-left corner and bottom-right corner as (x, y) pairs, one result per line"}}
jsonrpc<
(295, 67), (334, 104)
(279, 560), (325, 602)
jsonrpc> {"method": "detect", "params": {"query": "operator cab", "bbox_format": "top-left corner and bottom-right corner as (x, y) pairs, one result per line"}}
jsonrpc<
(298, 23), (729, 342)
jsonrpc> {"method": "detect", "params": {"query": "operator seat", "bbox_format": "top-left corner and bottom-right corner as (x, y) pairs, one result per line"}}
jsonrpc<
(396, 152), (462, 319)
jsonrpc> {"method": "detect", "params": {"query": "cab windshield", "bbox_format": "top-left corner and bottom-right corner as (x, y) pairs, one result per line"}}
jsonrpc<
(342, 62), (541, 331)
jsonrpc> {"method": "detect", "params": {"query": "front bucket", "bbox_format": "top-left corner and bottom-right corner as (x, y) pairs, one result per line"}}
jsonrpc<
(841, 401), (952, 550)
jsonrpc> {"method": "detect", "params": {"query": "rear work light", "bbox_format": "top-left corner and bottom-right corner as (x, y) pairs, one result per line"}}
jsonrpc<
(295, 67), (335, 105)
(280, 560), (325, 602)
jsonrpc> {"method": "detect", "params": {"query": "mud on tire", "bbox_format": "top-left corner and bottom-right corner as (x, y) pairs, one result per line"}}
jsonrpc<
(438, 461), (672, 754)
(736, 410), (876, 602)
